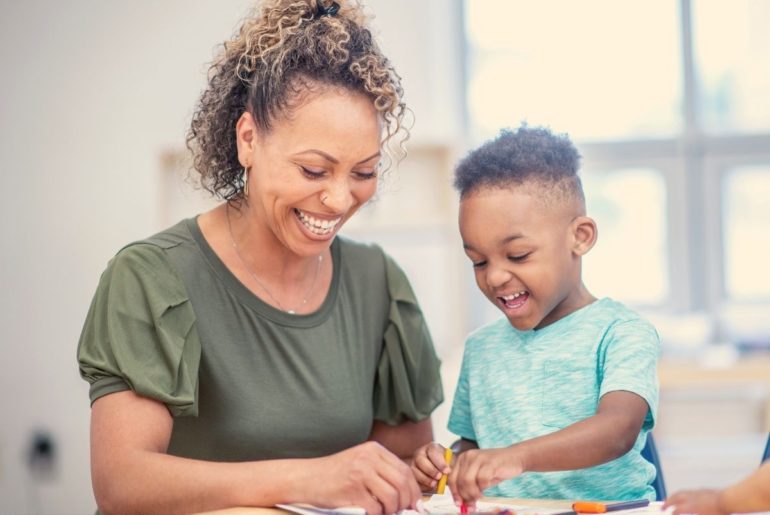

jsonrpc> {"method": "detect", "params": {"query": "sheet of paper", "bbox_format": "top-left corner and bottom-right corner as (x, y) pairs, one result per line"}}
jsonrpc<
(277, 496), (672, 515)
(277, 492), (562, 515)
(411, 493), (566, 515)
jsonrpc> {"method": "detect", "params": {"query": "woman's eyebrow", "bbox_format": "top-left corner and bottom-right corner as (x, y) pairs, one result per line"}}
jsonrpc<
(292, 149), (381, 165)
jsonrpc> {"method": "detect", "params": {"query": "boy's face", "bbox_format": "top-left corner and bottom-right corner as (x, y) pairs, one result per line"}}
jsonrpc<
(459, 184), (595, 331)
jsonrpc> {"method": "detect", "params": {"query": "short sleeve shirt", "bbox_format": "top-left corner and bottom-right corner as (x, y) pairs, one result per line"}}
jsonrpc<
(448, 298), (659, 500)
(78, 218), (443, 461)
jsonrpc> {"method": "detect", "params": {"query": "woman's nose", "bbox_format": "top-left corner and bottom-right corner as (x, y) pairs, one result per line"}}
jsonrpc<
(323, 179), (354, 212)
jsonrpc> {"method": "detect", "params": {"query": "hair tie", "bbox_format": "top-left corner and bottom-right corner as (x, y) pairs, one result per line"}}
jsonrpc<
(315, 1), (340, 18)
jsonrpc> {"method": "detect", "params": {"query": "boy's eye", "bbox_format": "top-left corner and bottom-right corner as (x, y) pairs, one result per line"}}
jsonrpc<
(509, 253), (531, 263)
(471, 260), (487, 269)
(300, 166), (326, 179)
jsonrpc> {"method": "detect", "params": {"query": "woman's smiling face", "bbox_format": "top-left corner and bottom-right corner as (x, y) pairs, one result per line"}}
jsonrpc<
(237, 86), (382, 257)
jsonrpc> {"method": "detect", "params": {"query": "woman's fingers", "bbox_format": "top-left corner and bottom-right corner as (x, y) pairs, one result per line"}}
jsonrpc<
(375, 446), (422, 510)
(362, 441), (421, 511)
(366, 473), (405, 515)
(317, 441), (421, 514)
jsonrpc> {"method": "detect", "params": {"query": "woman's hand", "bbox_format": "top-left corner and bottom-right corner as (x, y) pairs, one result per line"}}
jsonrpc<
(410, 442), (450, 492)
(448, 447), (524, 508)
(306, 441), (422, 515)
(663, 489), (728, 515)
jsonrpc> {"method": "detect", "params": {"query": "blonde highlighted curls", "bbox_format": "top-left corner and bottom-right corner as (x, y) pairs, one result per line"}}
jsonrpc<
(186, 0), (409, 201)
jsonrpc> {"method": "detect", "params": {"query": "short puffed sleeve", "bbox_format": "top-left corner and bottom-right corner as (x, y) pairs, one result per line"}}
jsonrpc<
(77, 243), (201, 417)
(373, 254), (443, 424)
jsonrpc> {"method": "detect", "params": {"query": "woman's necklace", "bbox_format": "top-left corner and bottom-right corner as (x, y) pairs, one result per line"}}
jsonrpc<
(226, 205), (323, 314)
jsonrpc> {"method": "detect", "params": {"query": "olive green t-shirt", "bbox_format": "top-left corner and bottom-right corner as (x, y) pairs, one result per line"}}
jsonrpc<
(78, 218), (443, 461)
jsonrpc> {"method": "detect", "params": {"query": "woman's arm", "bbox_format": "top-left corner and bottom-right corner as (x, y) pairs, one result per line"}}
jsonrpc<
(92, 391), (421, 515)
(368, 418), (434, 461)
(449, 390), (649, 504)
(665, 461), (770, 515)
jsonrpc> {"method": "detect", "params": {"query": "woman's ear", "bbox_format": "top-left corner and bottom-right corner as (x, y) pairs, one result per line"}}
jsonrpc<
(571, 216), (598, 256)
(235, 111), (258, 167)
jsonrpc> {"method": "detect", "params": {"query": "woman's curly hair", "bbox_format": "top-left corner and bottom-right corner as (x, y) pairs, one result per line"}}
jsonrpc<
(187, 0), (408, 201)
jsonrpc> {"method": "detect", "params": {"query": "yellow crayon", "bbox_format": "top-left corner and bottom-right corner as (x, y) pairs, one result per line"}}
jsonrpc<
(436, 447), (453, 494)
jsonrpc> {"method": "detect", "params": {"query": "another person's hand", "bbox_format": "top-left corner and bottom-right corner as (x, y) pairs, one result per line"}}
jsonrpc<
(448, 447), (524, 508)
(664, 489), (728, 515)
(411, 442), (451, 492)
(307, 441), (421, 515)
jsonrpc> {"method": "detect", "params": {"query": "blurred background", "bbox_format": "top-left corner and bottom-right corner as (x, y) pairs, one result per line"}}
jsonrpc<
(1, 0), (769, 513)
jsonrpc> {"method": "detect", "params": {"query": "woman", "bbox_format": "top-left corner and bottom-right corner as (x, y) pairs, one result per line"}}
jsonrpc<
(77, 1), (443, 513)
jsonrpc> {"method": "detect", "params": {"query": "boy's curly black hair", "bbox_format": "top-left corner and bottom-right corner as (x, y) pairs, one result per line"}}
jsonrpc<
(454, 125), (583, 203)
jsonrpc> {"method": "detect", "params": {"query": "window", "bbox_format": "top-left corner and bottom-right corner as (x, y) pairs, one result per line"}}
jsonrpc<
(723, 166), (770, 301)
(694, 0), (770, 133)
(465, 0), (680, 141)
(583, 168), (668, 305)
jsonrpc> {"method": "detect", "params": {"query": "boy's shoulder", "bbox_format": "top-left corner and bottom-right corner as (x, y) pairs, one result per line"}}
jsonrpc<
(466, 317), (515, 346)
(591, 297), (643, 322)
(589, 297), (655, 329)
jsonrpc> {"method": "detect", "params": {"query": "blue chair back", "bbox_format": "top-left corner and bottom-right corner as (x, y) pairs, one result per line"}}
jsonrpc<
(641, 433), (666, 500)
(762, 434), (770, 463)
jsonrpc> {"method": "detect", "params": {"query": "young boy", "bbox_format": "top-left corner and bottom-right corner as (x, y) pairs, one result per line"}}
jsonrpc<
(411, 126), (660, 505)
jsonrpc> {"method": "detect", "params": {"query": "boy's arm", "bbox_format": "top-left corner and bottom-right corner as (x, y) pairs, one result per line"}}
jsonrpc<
(509, 389), (648, 472)
(664, 461), (770, 515)
(448, 391), (648, 505)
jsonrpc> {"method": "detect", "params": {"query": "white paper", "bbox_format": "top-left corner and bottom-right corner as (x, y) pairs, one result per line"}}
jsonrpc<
(277, 495), (670, 515)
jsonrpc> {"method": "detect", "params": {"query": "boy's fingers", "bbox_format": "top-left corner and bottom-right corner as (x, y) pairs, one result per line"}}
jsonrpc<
(426, 444), (451, 473)
(411, 465), (437, 490)
(454, 457), (484, 505)
(413, 452), (443, 479)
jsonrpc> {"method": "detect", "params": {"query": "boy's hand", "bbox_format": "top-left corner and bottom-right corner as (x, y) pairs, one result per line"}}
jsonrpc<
(448, 447), (524, 508)
(663, 489), (729, 515)
(410, 442), (451, 492)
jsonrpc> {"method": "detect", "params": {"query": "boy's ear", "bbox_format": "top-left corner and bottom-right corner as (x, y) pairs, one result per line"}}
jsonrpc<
(571, 216), (597, 256)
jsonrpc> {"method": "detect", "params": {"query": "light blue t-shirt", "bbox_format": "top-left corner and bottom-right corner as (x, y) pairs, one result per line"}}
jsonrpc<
(448, 297), (660, 501)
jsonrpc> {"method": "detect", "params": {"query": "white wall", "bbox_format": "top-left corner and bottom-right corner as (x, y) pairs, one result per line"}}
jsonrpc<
(0, 1), (464, 513)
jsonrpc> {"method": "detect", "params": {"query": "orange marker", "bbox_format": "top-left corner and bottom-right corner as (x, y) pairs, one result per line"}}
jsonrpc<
(572, 500), (650, 513)
(436, 447), (453, 494)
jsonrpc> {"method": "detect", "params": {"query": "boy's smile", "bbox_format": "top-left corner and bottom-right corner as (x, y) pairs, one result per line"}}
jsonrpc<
(459, 184), (596, 331)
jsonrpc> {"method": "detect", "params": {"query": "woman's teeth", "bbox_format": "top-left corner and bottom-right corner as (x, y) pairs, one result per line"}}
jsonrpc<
(296, 209), (341, 235)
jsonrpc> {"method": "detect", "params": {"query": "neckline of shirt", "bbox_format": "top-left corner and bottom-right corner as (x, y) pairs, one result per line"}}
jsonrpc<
(184, 216), (341, 328)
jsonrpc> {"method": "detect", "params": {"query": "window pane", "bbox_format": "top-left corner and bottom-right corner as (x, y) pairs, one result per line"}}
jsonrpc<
(582, 168), (668, 305)
(694, 0), (770, 133)
(723, 166), (770, 300)
(465, 0), (681, 141)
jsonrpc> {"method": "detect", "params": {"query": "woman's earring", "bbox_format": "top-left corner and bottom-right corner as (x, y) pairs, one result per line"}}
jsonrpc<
(242, 167), (249, 197)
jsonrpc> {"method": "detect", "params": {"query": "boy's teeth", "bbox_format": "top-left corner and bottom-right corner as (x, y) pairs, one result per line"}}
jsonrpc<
(296, 209), (341, 235)
(502, 291), (526, 300)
